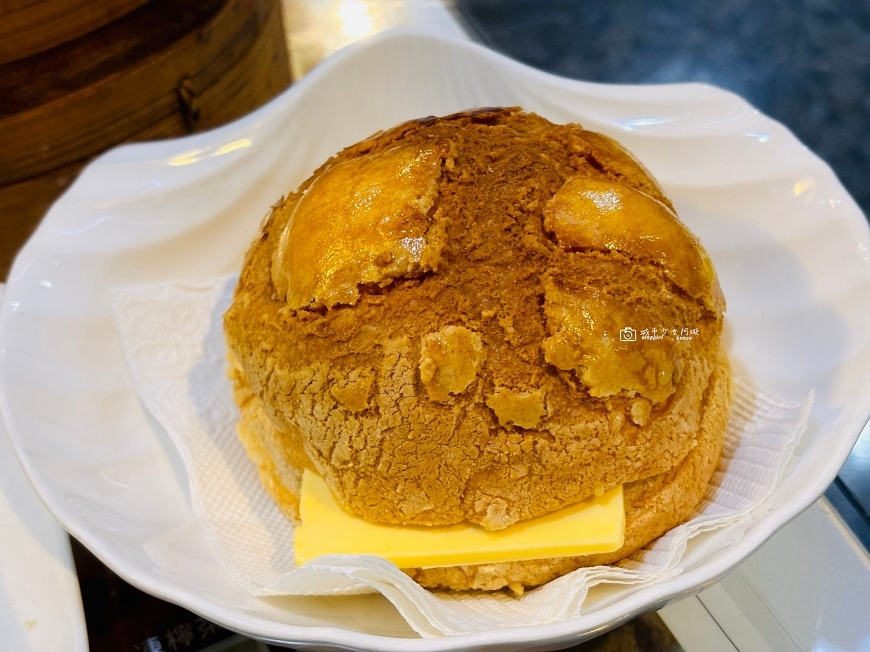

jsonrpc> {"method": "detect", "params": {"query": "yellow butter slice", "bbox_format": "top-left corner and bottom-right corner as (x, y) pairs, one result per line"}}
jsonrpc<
(294, 470), (624, 569)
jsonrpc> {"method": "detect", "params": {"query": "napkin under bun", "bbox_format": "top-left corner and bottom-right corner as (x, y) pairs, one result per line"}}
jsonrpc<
(224, 108), (731, 591)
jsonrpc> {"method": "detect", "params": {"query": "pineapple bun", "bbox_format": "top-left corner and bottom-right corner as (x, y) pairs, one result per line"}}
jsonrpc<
(224, 107), (731, 591)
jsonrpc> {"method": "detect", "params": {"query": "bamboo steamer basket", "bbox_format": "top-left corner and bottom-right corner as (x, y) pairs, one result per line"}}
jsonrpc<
(0, 0), (292, 279)
(0, 0), (152, 65)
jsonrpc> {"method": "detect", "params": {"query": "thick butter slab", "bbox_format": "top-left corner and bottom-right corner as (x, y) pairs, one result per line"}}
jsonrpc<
(294, 470), (624, 568)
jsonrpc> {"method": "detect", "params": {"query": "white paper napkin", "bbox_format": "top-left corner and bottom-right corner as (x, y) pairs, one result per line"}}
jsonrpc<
(112, 275), (812, 637)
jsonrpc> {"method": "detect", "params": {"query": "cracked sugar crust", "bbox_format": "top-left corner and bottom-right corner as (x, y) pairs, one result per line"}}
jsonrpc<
(224, 108), (727, 531)
(227, 346), (731, 591)
(420, 325), (486, 402)
(407, 349), (732, 592)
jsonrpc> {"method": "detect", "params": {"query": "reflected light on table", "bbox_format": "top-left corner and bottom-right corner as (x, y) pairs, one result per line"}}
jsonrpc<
(283, 0), (410, 78)
(337, 0), (374, 38)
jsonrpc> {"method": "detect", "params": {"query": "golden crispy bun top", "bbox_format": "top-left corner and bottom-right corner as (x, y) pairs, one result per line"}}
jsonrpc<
(225, 108), (726, 530)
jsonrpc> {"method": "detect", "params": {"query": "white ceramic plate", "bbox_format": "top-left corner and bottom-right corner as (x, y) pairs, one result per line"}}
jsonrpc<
(3, 30), (870, 651)
(0, 284), (89, 652)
